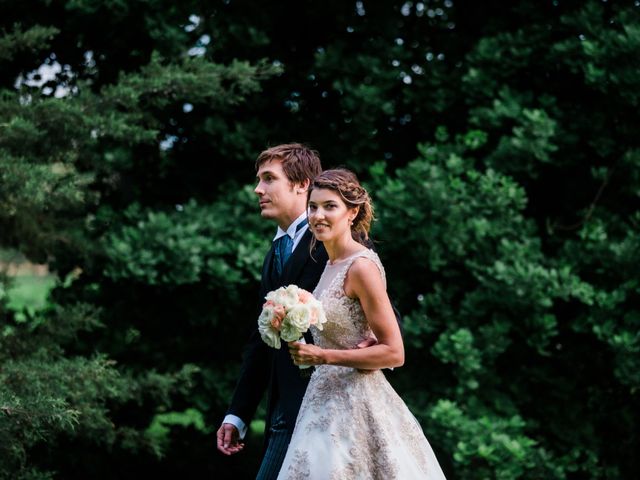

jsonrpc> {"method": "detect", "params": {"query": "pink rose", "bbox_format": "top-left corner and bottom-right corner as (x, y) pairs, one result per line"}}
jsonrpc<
(270, 304), (286, 330)
(263, 300), (275, 308)
(309, 308), (318, 325)
(298, 290), (313, 304)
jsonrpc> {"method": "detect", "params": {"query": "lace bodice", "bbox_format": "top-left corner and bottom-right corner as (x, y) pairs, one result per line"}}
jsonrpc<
(311, 248), (386, 350)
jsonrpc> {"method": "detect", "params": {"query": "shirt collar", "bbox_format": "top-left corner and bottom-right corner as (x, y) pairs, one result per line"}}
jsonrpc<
(273, 211), (308, 241)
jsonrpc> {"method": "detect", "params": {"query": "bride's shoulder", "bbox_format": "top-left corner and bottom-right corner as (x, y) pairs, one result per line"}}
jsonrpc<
(344, 251), (387, 298)
(346, 249), (386, 281)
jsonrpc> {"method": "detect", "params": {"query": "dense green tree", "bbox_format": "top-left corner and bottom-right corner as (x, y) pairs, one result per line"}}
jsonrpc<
(1, 5), (276, 477)
(1, 0), (639, 478)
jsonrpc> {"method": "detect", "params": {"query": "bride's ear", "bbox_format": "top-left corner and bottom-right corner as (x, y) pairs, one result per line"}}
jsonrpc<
(349, 206), (360, 223)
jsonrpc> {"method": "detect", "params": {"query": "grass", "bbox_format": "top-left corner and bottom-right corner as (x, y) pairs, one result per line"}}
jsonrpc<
(250, 419), (266, 435)
(145, 408), (211, 456)
(6, 274), (56, 311)
(1, 248), (57, 312)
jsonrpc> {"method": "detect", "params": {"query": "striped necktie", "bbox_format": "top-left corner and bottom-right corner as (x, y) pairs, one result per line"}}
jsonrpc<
(273, 218), (308, 276)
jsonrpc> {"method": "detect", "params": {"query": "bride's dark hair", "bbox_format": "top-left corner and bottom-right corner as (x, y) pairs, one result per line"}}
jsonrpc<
(307, 168), (374, 248)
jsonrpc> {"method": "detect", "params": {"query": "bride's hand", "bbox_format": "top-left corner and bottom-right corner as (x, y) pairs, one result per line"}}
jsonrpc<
(288, 341), (326, 366)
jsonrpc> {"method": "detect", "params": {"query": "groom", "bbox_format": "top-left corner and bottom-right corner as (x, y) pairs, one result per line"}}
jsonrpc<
(217, 143), (327, 479)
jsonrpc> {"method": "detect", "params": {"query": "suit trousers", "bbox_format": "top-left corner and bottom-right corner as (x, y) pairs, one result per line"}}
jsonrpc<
(256, 402), (291, 480)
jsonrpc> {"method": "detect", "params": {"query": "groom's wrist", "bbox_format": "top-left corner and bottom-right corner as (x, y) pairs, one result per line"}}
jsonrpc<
(223, 414), (247, 439)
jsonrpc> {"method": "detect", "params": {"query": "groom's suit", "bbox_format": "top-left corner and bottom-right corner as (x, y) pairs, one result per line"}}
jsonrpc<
(226, 228), (327, 446)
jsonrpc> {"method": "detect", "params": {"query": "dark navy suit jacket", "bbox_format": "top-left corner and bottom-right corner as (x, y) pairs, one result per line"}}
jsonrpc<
(226, 229), (328, 441)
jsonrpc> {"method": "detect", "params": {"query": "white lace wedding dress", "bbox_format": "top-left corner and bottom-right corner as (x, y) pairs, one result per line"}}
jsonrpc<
(278, 249), (447, 479)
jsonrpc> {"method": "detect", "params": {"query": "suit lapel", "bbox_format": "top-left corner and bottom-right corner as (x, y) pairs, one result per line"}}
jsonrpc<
(260, 243), (278, 299)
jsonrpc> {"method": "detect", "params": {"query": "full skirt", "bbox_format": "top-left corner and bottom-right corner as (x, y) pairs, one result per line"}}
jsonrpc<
(277, 365), (447, 480)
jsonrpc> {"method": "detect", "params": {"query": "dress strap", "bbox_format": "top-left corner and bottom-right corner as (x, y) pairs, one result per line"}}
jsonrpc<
(332, 249), (386, 293)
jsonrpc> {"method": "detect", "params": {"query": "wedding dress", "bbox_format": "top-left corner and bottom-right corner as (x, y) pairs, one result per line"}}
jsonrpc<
(278, 249), (447, 480)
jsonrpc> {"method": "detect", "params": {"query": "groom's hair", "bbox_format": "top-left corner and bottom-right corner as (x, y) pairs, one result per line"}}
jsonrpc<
(256, 143), (322, 185)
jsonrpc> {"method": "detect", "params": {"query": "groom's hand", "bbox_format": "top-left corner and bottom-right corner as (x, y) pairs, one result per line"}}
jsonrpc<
(356, 336), (378, 349)
(217, 423), (244, 455)
(356, 335), (379, 373)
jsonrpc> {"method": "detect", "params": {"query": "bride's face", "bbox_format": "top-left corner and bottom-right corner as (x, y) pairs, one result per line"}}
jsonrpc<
(308, 188), (357, 242)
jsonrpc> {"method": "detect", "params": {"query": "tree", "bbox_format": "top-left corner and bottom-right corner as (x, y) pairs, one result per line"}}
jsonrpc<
(1, 7), (276, 477)
(1, 0), (639, 478)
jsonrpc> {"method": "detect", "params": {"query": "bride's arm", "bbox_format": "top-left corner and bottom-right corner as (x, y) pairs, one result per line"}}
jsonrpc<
(289, 257), (404, 369)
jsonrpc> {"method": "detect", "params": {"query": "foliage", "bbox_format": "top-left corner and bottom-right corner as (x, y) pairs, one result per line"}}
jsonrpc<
(102, 189), (269, 288)
(1, 0), (639, 478)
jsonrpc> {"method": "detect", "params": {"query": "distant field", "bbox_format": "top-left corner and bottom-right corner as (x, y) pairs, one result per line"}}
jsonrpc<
(6, 274), (57, 311)
(1, 249), (56, 311)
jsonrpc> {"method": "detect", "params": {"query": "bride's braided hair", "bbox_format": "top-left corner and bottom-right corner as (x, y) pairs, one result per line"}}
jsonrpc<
(308, 168), (374, 247)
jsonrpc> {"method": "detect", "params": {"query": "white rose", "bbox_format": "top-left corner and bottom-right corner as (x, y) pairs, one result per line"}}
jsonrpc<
(264, 289), (280, 304)
(258, 304), (283, 349)
(280, 304), (312, 342)
(258, 305), (273, 327)
(281, 285), (301, 308)
(259, 322), (281, 349)
(310, 301), (327, 330)
(265, 287), (292, 310)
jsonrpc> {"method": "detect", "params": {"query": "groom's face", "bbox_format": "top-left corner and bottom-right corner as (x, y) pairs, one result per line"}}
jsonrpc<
(255, 159), (300, 226)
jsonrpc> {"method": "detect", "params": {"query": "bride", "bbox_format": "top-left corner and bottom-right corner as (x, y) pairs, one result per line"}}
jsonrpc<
(278, 169), (446, 479)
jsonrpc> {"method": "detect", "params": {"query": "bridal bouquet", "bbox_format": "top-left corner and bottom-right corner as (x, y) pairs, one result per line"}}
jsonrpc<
(258, 285), (327, 367)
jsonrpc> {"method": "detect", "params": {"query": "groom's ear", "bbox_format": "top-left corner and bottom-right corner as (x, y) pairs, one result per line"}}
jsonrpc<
(296, 178), (311, 194)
